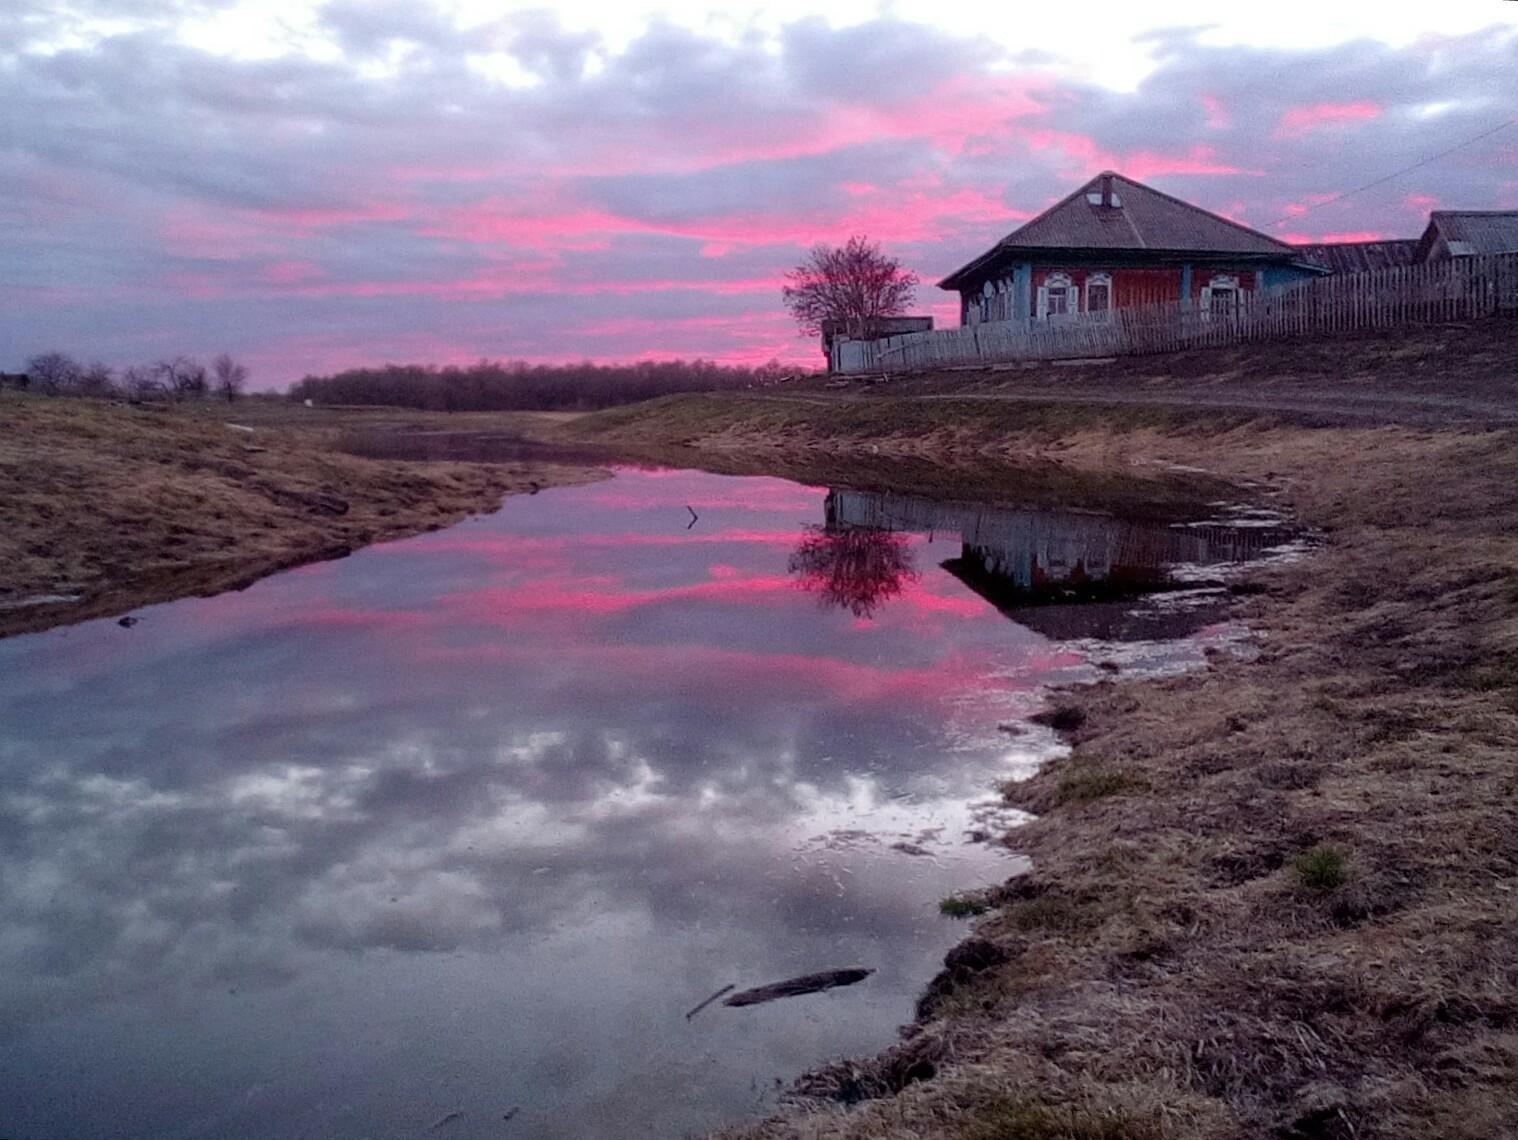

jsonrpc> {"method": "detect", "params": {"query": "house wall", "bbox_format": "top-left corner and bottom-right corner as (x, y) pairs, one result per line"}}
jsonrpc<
(963, 263), (1288, 323)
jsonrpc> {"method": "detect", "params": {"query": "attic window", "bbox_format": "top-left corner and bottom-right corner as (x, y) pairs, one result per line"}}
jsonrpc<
(1447, 240), (1476, 256)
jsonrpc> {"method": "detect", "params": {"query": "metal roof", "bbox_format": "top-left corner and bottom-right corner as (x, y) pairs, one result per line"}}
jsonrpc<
(1423, 211), (1518, 257)
(1292, 239), (1418, 274)
(940, 172), (1297, 289)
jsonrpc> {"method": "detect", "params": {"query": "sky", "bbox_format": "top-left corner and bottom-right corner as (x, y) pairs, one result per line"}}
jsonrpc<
(2, 1), (1516, 386)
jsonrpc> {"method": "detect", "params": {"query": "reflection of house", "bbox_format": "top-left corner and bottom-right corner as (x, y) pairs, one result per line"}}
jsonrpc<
(825, 489), (1285, 601)
(825, 487), (1291, 641)
(940, 171), (1326, 326)
(1414, 211), (1518, 261)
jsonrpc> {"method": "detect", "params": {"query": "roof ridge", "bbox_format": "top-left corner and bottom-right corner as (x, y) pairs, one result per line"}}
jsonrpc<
(1102, 172), (1297, 254)
(1431, 208), (1518, 217)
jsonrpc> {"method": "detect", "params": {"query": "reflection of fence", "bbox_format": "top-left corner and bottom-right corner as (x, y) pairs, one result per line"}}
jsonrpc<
(832, 252), (1518, 374)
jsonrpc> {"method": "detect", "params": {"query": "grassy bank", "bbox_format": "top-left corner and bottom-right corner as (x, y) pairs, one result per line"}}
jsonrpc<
(563, 384), (1518, 1138)
(0, 394), (601, 638)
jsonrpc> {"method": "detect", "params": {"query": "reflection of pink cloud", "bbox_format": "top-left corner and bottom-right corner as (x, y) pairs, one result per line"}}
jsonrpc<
(1276, 101), (1381, 138)
(414, 640), (1014, 706)
(398, 528), (805, 560)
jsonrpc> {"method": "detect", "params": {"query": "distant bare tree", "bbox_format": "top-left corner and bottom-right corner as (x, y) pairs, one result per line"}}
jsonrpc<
(25, 351), (84, 395)
(788, 525), (919, 619)
(212, 353), (249, 401)
(782, 236), (918, 341)
(154, 356), (208, 398)
(120, 364), (165, 399)
(79, 361), (115, 396)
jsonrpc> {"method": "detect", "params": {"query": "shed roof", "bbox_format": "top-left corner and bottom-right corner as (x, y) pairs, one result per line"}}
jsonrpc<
(1421, 210), (1518, 258)
(940, 171), (1298, 290)
(1293, 239), (1419, 275)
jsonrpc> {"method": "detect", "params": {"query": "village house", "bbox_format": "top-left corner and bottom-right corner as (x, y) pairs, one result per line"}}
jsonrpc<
(1413, 210), (1518, 262)
(939, 171), (1328, 325)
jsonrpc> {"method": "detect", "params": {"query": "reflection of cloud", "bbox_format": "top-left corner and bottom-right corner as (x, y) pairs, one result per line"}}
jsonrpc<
(0, 469), (1080, 1138)
(0, 471), (1052, 1048)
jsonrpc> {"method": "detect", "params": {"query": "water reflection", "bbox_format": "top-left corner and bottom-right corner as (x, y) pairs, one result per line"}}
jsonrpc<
(0, 470), (1286, 1140)
(823, 487), (1291, 640)
(788, 525), (919, 618)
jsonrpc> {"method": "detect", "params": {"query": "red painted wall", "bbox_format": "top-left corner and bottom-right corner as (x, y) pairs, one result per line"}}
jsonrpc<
(1025, 265), (1259, 316)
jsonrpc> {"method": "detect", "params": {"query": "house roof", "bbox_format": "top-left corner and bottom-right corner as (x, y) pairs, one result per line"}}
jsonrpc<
(940, 171), (1299, 290)
(1419, 210), (1518, 258)
(1293, 239), (1419, 275)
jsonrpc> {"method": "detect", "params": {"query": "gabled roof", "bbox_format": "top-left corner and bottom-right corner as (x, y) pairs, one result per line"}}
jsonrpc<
(1293, 239), (1418, 275)
(1419, 210), (1518, 259)
(940, 171), (1300, 290)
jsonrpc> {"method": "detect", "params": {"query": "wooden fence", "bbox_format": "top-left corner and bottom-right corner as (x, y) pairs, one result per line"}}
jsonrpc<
(832, 252), (1518, 374)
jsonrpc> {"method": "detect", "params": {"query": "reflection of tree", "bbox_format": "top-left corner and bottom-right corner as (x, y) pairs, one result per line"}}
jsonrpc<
(788, 525), (918, 618)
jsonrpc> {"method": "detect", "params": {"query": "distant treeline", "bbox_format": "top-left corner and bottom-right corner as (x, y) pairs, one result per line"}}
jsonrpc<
(6, 351), (250, 400)
(286, 358), (803, 411)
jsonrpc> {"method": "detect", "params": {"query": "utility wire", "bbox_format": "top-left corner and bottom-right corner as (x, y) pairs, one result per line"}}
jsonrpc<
(1265, 115), (1518, 230)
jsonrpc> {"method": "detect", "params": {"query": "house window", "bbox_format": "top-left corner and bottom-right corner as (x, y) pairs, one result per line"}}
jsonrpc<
(1204, 274), (1240, 318)
(1040, 272), (1077, 321)
(1087, 273), (1112, 316)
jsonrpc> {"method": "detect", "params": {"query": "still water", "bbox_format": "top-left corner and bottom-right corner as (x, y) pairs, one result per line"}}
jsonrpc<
(0, 468), (1284, 1140)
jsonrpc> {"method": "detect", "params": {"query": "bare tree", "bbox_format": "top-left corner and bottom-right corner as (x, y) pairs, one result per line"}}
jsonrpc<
(120, 364), (165, 399)
(154, 356), (208, 398)
(782, 236), (918, 342)
(212, 353), (249, 401)
(788, 525), (919, 619)
(79, 361), (115, 396)
(25, 351), (84, 395)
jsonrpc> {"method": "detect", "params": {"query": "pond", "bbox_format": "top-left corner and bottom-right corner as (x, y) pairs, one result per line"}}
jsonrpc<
(0, 467), (1291, 1140)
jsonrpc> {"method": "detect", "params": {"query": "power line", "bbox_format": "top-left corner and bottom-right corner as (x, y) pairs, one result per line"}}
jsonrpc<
(1265, 114), (1518, 230)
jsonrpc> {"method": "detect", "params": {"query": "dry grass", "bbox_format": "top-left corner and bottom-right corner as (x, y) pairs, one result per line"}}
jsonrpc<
(0, 394), (601, 636)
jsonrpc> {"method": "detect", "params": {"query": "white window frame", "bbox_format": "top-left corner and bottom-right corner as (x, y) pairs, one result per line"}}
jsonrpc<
(1037, 272), (1079, 321)
(1201, 273), (1242, 320)
(1085, 272), (1112, 320)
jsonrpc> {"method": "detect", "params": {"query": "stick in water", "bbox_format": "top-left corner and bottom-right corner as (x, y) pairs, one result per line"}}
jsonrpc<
(685, 984), (735, 1020)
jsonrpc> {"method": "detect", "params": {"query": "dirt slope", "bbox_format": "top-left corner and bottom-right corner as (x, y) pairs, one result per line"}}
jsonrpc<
(0, 395), (599, 637)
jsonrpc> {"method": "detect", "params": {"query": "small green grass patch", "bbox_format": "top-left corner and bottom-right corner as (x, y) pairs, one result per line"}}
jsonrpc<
(940, 894), (991, 918)
(1293, 844), (1349, 891)
(1051, 766), (1145, 805)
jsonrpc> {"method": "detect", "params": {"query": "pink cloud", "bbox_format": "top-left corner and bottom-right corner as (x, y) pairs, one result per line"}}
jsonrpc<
(1275, 101), (1381, 139)
(1198, 93), (1230, 130)
(1275, 229), (1388, 243)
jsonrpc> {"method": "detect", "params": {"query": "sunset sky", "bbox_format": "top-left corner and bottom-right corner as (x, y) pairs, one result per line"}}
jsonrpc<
(3, 2), (1516, 386)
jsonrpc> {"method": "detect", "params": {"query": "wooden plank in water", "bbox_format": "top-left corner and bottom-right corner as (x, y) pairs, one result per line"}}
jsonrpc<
(722, 967), (875, 1007)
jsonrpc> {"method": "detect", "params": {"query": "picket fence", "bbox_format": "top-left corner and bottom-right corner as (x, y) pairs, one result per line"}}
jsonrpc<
(832, 252), (1518, 375)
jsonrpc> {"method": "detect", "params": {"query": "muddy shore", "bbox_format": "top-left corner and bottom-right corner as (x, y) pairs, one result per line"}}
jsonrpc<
(0, 395), (602, 639)
(555, 350), (1518, 1138)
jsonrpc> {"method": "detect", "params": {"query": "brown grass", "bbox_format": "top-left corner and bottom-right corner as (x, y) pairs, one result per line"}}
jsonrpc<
(0, 394), (601, 636)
